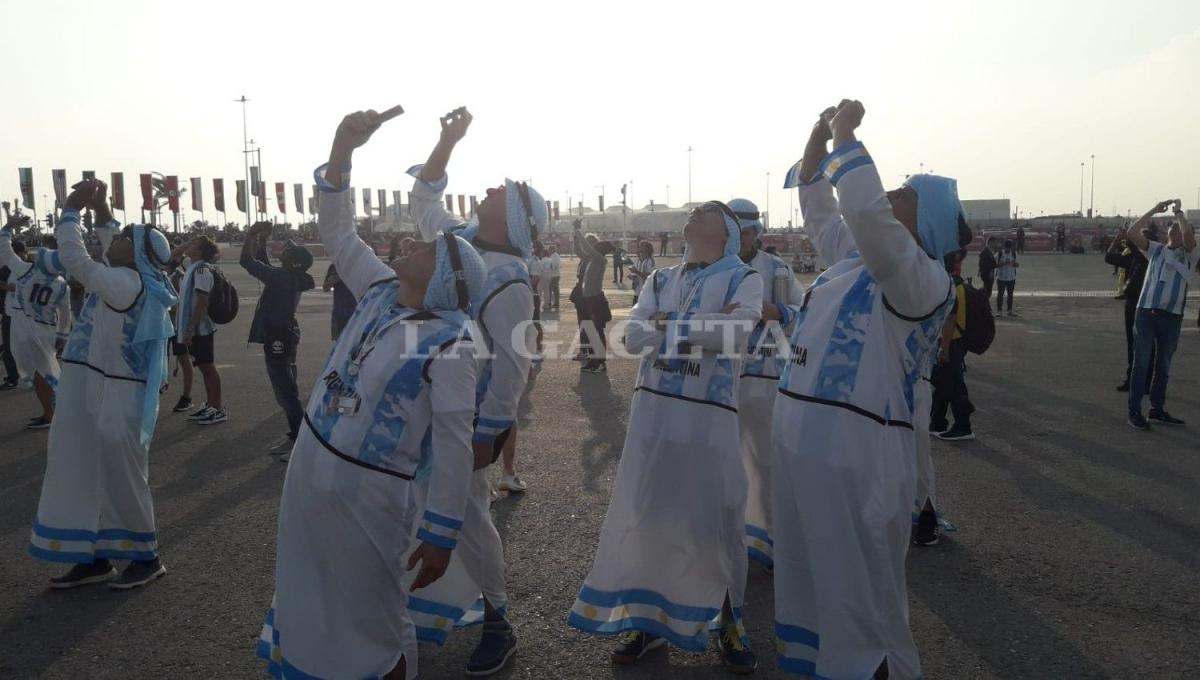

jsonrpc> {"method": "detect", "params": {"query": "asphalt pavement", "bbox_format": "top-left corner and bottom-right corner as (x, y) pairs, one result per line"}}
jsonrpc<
(1, 252), (1197, 679)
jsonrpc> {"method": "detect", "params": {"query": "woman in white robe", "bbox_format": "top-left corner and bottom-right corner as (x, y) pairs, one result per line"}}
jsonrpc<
(772, 102), (967, 679)
(569, 201), (763, 673)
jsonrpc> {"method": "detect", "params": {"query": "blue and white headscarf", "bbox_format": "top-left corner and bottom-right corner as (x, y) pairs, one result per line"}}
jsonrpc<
(130, 225), (178, 446)
(424, 233), (487, 313)
(727, 198), (764, 235)
(503, 178), (547, 259)
(903, 174), (964, 260)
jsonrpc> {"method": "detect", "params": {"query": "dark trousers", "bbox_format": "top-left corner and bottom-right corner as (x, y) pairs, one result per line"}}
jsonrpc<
(576, 294), (610, 360)
(931, 340), (973, 431)
(265, 351), (303, 439)
(548, 277), (560, 309)
(1, 314), (17, 382)
(613, 261), (623, 283)
(996, 280), (1015, 312)
(1123, 297), (1155, 386)
(980, 272), (995, 301)
(1129, 309), (1181, 416)
(659, 241), (668, 256)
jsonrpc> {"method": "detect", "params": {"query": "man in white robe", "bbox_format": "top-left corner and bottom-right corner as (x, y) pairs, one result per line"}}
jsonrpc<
(568, 200), (763, 674)
(772, 101), (969, 679)
(28, 179), (177, 590)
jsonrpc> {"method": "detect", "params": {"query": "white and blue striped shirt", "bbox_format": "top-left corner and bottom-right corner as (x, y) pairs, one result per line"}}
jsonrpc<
(1137, 242), (1193, 316)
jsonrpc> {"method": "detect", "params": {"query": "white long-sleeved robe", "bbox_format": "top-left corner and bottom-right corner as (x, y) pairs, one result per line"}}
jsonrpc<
(568, 259), (763, 651)
(258, 173), (476, 680)
(771, 143), (952, 679)
(29, 215), (162, 563)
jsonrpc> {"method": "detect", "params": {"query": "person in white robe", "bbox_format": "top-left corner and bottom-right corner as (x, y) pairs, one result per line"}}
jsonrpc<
(403, 106), (548, 677)
(568, 200), (764, 674)
(727, 198), (804, 575)
(257, 108), (485, 680)
(28, 179), (177, 590)
(772, 101), (970, 679)
(0, 228), (71, 428)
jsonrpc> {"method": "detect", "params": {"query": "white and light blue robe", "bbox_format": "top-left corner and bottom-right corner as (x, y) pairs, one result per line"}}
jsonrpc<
(771, 145), (953, 679)
(568, 258), (763, 651)
(738, 249), (804, 571)
(259, 178), (477, 680)
(29, 217), (164, 563)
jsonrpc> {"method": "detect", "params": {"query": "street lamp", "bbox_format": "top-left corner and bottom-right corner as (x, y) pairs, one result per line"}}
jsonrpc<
(235, 95), (252, 229)
(1079, 162), (1085, 216)
(1088, 154), (1095, 219)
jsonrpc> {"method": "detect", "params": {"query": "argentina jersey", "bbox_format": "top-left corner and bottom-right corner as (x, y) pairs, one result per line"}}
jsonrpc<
(1137, 242), (1192, 316)
(303, 280), (473, 479)
(16, 259), (68, 329)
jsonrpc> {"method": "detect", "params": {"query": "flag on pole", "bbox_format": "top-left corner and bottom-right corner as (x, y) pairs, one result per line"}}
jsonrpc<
(598, 195), (605, 212)
(140, 174), (154, 211)
(213, 178), (225, 212)
(276, 182), (286, 214)
(52, 169), (67, 208)
(191, 177), (203, 211)
(250, 167), (261, 195)
(393, 190), (402, 218)
(110, 172), (125, 210)
(312, 185), (320, 212)
(308, 197), (316, 215)
(362, 188), (372, 215)
(407, 192), (413, 216)
(458, 195), (466, 218)
(350, 188), (356, 215)
(165, 176), (180, 213)
(18, 168), (35, 211)
(445, 195), (453, 212)
(236, 180), (247, 212)
(553, 201), (560, 220)
(294, 183), (303, 214)
(258, 182), (267, 213)
(82, 170), (96, 182)
(470, 195), (478, 218)
(545, 200), (552, 223)
(378, 189), (387, 217)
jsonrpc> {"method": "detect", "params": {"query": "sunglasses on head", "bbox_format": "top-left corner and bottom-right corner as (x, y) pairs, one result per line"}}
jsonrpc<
(514, 182), (539, 243)
(442, 232), (469, 311)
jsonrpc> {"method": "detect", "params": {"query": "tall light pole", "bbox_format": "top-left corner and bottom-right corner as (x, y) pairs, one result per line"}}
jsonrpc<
(666, 185), (670, 208)
(765, 171), (770, 229)
(687, 146), (693, 207)
(1088, 154), (1095, 218)
(235, 96), (252, 229)
(1079, 162), (1085, 216)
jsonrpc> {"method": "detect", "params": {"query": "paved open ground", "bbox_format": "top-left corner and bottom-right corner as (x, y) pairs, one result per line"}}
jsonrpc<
(1, 251), (1198, 679)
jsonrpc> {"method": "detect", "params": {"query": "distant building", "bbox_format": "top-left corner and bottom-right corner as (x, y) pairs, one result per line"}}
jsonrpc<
(961, 199), (1011, 221)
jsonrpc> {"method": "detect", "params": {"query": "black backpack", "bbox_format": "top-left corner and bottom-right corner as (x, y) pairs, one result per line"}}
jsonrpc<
(201, 264), (239, 325)
(957, 277), (994, 355)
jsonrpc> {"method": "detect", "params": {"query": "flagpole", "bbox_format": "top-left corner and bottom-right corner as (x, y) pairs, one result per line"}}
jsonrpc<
(236, 96), (252, 230)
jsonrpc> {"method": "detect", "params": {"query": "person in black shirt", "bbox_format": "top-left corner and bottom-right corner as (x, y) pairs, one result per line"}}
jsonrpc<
(1016, 225), (1025, 254)
(0, 240), (25, 389)
(1106, 223), (1157, 392)
(977, 236), (998, 300)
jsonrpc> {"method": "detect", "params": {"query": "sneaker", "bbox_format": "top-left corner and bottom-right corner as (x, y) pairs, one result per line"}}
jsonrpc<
(267, 435), (295, 456)
(108, 558), (167, 590)
(172, 396), (194, 413)
(0, 379), (17, 391)
(1116, 381), (1130, 393)
(582, 360), (607, 374)
(1007, 311), (1018, 317)
(1149, 410), (1185, 426)
(186, 405), (212, 420)
(49, 560), (115, 589)
(717, 624), (758, 675)
(929, 421), (950, 436)
(612, 631), (665, 665)
(530, 353), (544, 363)
(498, 474), (528, 493)
(1128, 413), (1151, 431)
(195, 408), (227, 426)
(913, 509), (940, 547)
(464, 619), (517, 676)
(26, 416), (52, 430)
(572, 352), (590, 362)
(936, 428), (975, 441)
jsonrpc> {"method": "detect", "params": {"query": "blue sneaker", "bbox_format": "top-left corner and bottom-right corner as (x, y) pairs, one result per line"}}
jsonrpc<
(718, 623), (757, 675)
(465, 619), (517, 677)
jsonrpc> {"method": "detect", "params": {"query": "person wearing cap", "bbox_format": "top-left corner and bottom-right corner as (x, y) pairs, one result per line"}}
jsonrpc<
(240, 221), (316, 458)
(774, 101), (971, 679)
(405, 107), (546, 676)
(727, 198), (804, 576)
(0, 220), (71, 429)
(257, 109), (484, 680)
(28, 179), (178, 590)
(568, 199), (763, 674)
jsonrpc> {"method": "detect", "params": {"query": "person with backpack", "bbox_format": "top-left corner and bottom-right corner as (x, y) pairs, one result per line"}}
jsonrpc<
(240, 222), (316, 458)
(173, 236), (226, 425)
(932, 250), (976, 442)
(995, 239), (1019, 316)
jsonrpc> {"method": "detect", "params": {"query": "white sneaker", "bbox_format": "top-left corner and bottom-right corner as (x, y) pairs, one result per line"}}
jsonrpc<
(530, 353), (544, 363)
(267, 435), (294, 455)
(186, 405), (212, 420)
(498, 474), (528, 493)
(196, 408), (228, 425)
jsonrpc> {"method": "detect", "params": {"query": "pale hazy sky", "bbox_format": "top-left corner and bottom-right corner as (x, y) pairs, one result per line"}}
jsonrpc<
(3, 0), (1198, 224)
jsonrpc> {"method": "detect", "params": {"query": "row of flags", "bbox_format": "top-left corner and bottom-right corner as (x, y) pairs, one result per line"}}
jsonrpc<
(15, 168), (566, 223)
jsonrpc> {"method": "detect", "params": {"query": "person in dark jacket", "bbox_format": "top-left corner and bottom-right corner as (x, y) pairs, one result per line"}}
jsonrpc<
(323, 263), (356, 341)
(1015, 225), (1025, 254)
(240, 222), (316, 457)
(0, 241), (25, 390)
(1106, 223), (1157, 392)
(977, 236), (998, 300)
(572, 220), (612, 374)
